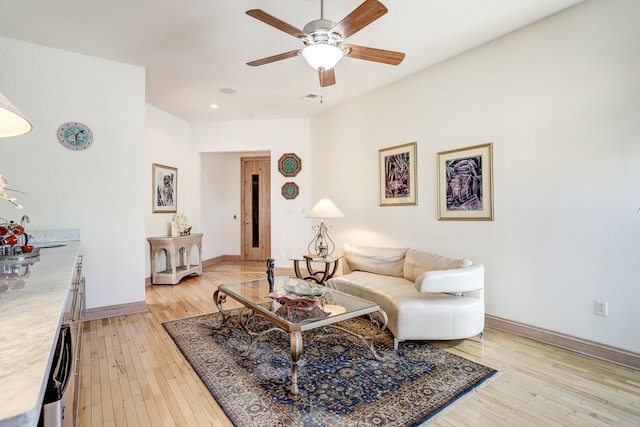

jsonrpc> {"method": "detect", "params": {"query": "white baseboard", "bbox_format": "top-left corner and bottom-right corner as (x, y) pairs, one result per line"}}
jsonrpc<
(486, 315), (640, 370)
(83, 301), (148, 321)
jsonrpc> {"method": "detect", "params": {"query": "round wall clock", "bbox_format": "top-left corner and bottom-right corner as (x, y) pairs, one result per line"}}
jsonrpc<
(57, 122), (94, 150)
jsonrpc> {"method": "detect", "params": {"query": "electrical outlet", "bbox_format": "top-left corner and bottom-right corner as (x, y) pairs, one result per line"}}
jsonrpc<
(595, 300), (609, 316)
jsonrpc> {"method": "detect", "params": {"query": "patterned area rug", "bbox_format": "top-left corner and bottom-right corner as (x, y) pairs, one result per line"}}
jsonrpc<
(163, 309), (498, 426)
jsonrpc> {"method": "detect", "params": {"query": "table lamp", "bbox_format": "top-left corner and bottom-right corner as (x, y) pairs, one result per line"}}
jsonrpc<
(306, 198), (344, 257)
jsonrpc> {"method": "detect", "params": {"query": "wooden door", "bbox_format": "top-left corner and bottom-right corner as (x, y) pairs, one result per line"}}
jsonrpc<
(241, 157), (271, 261)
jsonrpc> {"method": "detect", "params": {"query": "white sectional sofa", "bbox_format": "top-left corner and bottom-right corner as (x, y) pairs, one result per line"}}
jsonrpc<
(326, 243), (485, 349)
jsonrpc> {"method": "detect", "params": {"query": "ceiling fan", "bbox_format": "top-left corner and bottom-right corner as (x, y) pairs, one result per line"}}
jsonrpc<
(246, 0), (405, 88)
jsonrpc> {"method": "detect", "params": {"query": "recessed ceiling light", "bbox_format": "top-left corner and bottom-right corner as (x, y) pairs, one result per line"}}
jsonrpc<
(209, 104), (219, 109)
(220, 88), (236, 94)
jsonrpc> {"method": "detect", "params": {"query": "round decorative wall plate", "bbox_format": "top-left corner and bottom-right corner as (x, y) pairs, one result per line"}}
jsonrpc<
(281, 182), (299, 200)
(278, 153), (302, 177)
(57, 122), (94, 150)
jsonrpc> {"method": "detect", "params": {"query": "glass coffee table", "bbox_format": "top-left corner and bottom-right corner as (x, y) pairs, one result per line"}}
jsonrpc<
(213, 276), (388, 396)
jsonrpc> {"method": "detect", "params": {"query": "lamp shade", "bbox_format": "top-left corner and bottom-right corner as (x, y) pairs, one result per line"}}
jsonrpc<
(301, 44), (343, 70)
(306, 198), (344, 219)
(0, 91), (33, 137)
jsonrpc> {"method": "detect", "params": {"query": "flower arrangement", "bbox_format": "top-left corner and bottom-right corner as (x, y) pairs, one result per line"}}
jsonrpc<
(172, 212), (191, 236)
(0, 175), (23, 209)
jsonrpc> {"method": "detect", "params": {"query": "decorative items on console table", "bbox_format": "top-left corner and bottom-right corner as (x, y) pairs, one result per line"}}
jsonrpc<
(171, 212), (191, 236)
(305, 198), (344, 257)
(147, 233), (202, 285)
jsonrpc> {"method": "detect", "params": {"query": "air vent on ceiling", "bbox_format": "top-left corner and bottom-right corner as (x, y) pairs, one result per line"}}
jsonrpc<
(298, 94), (319, 102)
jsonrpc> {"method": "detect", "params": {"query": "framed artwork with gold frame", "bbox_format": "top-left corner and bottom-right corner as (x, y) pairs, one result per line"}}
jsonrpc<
(437, 143), (493, 220)
(152, 163), (177, 213)
(379, 142), (417, 206)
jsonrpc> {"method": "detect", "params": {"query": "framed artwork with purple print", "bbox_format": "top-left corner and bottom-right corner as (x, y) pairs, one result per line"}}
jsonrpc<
(379, 142), (417, 206)
(437, 143), (493, 220)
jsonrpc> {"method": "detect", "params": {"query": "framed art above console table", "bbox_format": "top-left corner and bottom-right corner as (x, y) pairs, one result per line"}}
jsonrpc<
(152, 163), (177, 213)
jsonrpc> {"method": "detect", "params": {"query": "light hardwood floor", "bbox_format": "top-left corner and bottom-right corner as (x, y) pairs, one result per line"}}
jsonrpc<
(79, 261), (640, 426)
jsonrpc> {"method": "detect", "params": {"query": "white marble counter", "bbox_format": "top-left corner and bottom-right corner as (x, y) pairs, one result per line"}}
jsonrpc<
(0, 241), (81, 427)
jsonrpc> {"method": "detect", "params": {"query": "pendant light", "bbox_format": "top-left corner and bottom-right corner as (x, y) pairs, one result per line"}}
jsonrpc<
(0, 90), (33, 137)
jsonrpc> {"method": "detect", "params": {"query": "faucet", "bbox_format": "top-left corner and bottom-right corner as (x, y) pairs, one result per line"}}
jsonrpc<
(21, 215), (30, 228)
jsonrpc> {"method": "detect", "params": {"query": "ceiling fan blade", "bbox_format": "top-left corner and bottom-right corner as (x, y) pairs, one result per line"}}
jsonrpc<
(247, 50), (301, 67)
(319, 68), (336, 87)
(330, 0), (388, 39)
(246, 9), (308, 39)
(342, 44), (405, 65)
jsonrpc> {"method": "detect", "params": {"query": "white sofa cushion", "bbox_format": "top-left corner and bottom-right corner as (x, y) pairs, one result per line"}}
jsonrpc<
(414, 263), (485, 294)
(342, 243), (407, 277)
(403, 249), (469, 281)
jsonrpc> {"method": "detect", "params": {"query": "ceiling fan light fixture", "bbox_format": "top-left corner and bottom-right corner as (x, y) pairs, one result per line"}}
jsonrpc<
(301, 43), (343, 70)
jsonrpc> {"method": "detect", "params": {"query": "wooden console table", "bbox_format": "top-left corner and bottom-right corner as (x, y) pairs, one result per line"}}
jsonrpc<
(147, 233), (203, 285)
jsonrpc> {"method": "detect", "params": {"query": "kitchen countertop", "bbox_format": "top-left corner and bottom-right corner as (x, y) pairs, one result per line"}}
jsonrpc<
(0, 241), (81, 427)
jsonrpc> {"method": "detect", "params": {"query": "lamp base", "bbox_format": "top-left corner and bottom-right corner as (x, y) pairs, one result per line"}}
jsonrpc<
(307, 221), (335, 257)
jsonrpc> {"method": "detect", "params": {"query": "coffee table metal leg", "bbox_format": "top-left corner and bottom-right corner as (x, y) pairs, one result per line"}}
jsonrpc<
(290, 331), (303, 396)
(238, 311), (284, 356)
(211, 290), (233, 328)
(325, 308), (389, 361)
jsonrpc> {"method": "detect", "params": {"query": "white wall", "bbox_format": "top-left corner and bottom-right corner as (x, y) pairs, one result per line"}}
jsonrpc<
(191, 119), (312, 266)
(0, 36), (146, 310)
(310, 0), (640, 353)
(144, 104), (191, 276)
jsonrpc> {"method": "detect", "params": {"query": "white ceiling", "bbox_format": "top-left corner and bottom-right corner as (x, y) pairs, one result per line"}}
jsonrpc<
(0, 0), (583, 123)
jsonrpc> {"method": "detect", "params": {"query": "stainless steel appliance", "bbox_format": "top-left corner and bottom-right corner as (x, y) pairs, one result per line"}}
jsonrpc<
(39, 325), (72, 427)
(38, 255), (84, 427)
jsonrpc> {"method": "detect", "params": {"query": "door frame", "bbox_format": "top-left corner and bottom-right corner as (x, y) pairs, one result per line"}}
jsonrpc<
(240, 156), (271, 261)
